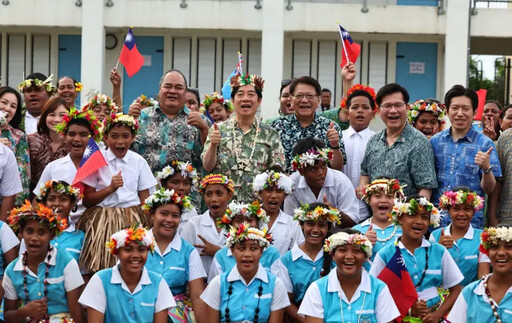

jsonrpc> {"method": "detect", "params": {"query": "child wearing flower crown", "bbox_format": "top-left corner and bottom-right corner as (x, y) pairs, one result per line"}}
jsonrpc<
(448, 227), (512, 323)
(79, 113), (157, 273)
(81, 93), (119, 121)
(78, 224), (175, 323)
(3, 202), (84, 322)
(143, 188), (206, 323)
(272, 202), (339, 322)
(201, 92), (233, 123)
(253, 170), (303, 255)
(407, 99), (446, 138)
(369, 195), (463, 323)
(200, 222), (290, 322)
(284, 137), (360, 228)
(298, 229), (400, 322)
(430, 186), (490, 286)
(208, 201), (281, 281)
(181, 174), (234, 275)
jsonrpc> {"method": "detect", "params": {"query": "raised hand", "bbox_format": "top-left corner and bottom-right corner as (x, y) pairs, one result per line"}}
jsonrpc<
(326, 121), (340, 148)
(438, 228), (454, 249)
(210, 123), (221, 147)
(128, 98), (143, 118)
(341, 62), (357, 82)
(365, 224), (377, 245)
(109, 170), (124, 192)
(474, 147), (493, 170)
(194, 234), (221, 256)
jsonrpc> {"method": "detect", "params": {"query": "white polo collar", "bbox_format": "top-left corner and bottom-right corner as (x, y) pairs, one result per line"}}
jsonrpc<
(473, 275), (512, 303)
(397, 238), (431, 252)
(149, 229), (182, 256)
(111, 265), (151, 294)
(444, 224), (474, 240)
(290, 243), (323, 262)
(14, 247), (58, 275)
(200, 210), (214, 227)
(357, 218), (393, 230)
(106, 148), (131, 163)
(227, 263), (268, 285)
(64, 222), (76, 233)
(327, 269), (372, 303)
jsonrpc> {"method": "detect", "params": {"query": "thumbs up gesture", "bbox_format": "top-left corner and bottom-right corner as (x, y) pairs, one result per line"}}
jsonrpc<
(326, 121), (340, 149)
(438, 228), (454, 249)
(109, 170), (124, 192)
(210, 123), (222, 147)
(322, 194), (334, 208)
(474, 147), (493, 170)
(365, 223), (377, 245)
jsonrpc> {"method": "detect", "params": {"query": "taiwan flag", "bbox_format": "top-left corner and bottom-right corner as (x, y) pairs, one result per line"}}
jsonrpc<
(377, 246), (418, 322)
(338, 23), (361, 67)
(72, 137), (107, 186)
(118, 27), (145, 77)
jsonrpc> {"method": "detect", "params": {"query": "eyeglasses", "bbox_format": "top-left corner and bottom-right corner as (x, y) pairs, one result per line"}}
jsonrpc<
(380, 102), (406, 109)
(293, 93), (318, 101)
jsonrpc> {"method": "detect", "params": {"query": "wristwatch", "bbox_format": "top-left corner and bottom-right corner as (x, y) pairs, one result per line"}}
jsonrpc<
(484, 166), (493, 174)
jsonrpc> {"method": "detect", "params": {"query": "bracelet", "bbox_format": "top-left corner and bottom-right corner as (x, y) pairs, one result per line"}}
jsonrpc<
(329, 145), (340, 150)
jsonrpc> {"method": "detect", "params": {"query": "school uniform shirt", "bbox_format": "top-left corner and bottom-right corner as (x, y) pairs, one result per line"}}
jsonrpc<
(298, 269), (399, 323)
(181, 210), (228, 276)
(284, 168), (360, 223)
(200, 264), (290, 322)
(0, 143), (23, 198)
(209, 245), (281, 283)
(145, 230), (206, 295)
(24, 111), (39, 135)
(81, 149), (156, 207)
(51, 223), (85, 264)
(79, 265), (175, 323)
(262, 210), (304, 256)
(447, 275), (512, 323)
(369, 238), (464, 308)
(177, 205), (198, 234)
(0, 221), (19, 278)
(3, 247), (84, 315)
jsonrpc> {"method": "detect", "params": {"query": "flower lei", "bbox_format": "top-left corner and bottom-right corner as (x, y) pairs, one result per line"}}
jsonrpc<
(390, 197), (441, 227)
(439, 190), (484, 211)
(9, 200), (67, 235)
(18, 74), (55, 93)
(230, 73), (265, 91)
(407, 99), (446, 128)
(138, 94), (158, 107)
(362, 178), (405, 204)
(293, 203), (341, 225)
(103, 113), (139, 135)
(252, 171), (294, 195)
(291, 147), (333, 171)
(106, 223), (155, 255)
(55, 108), (102, 141)
(83, 93), (119, 114)
(36, 180), (82, 203)
(479, 227), (512, 255)
(156, 161), (200, 190)
(339, 84), (377, 111)
(0, 110), (7, 129)
(142, 188), (192, 212)
(75, 82), (83, 92)
(226, 222), (273, 249)
(199, 174), (235, 194)
(217, 201), (268, 231)
(324, 232), (373, 257)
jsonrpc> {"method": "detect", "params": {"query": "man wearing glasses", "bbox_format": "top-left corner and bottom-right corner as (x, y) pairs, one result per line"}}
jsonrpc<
(358, 83), (437, 199)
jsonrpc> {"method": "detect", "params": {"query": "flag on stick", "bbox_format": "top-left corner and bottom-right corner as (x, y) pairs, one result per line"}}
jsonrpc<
(474, 89), (487, 121)
(72, 137), (108, 186)
(221, 52), (244, 100)
(118, 27), (145, 77)
(338, 23), (361, 67)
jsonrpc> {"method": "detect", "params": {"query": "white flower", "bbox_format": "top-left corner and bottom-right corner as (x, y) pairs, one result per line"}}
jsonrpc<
(0, 111), (8, 129)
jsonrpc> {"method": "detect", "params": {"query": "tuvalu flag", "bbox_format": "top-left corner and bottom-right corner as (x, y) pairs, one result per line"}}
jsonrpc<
(72, 137), (107, 187)
(221, 52), (244, 100)
(338, 23), (361, 67)
(119, 27), (145, 77)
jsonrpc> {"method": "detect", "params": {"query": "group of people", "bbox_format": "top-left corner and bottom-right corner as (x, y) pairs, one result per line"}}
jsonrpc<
(0, 60), (510, 323)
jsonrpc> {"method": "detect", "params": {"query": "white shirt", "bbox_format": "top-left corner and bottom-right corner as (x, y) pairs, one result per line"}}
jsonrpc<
(200, 264), (290, 311)
(262, 210), (304, 256)
(0, 143), (22, 197)
(0, 222), (19, 254)
(178, 206), (198, 234)
(284, 168), (360, 223)
(82, 149), (156, 207)
(78, 266), (175, 313)
(24, 111), (39, 135)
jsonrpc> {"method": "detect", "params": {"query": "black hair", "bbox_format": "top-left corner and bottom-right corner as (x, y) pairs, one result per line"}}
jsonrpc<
(451, 186), (472, 193)
(104, 122), (137, 136)
(321, 88), (332, 95)
(66, 118), (93, 135)
(26, 72), (48, 81)
(159, 69), (188, 90)
(444, 85), (478, 111)
(280, 79), (292, 96)
(376, 83), (410, 106)
(501, 104), (512, 118)
(231, 86), (263, 100)
(485, 100), (503, 111)
(292, 137), (326, 157)
(57, 76), (78, 88)
(405, 194), (421, 203)
(346, 89), (376, 110)
(323, 228), (364, 276)
(187, 87), (201, 103)
(38, 180), (78, 205)
(289, 76), (321, 96)
(0, 86), (23, 130)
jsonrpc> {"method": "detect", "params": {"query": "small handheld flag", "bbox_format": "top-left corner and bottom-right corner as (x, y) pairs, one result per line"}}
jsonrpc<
(72, 137), (108, 186)
(337, 23), (361, 68)
(221, 52), (244, 100)
(118, 27), (145, 77)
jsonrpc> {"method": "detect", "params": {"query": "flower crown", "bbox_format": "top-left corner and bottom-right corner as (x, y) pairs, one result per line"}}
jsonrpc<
(18, 74), (55, 94)
(142, 188), (192, 212)
(479, 227), (512, 255)
(0, 110), (8, 129)
(230, 73), (265, 92)
(362, 178), (405, 204)
(156, 161), (200, 190)
(137, 94), (157, 107)
(293, 203), (341, 225)
(390, 197), (441, 227)
(36, 180), (82, 203)
(83, 93), (119, 114)
(202, 92), (232, 111)
(340, 84), (378, 111)
(226, 222), (273, 249)
(291, 147), (333, 171)
(9, 200), (67, 235)
(407, 99), (446, 128)
(106, 223), (155, 255)
(55, 108), (102, 141)
(199, 174), (235, 195)
(439, 190), (484, 212)
(217, 201), (268, 231)
(103, 113), (139, 135)
(324, 232), (373, 257)
(75, 82), (83, 93)
(253, 171), (294, 195)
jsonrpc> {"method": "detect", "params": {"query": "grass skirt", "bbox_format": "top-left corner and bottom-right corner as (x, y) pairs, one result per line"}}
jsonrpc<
(77, 206), (149, 273)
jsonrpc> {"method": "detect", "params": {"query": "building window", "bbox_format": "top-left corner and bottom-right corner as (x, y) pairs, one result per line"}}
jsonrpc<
(292, 40), (312, 77)
(7, 34), (26, 87)
(197, 38), (216, 96)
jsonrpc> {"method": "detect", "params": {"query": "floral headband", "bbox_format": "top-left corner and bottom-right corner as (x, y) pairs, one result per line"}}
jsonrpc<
(18, 74), (55, 94)
(199, 174), (235, 195)
(291, 147), (333, 171)
(36, 180), (82, 203)
(439, 190), (484, 212)
(106, 223), (155, 255)
(479, 227), (512, 255)
(156, 161), (200, 190)
(217, 201), (268, 231)
(103, 113), (139, 135)
(55, 108), (102, 142)
(407, 100), (446, 128)
(83, 93), (119, 114)
(226, 222), (273, 249)
(0, 111), (7, 129)
(137, 94), (157, 107)
(340, 84), (378, 111)
(324, 232), (373, 257)
(202, 92), (234, 113)
(253, 171), (294, 195)
(362, 178), (405, 204)
(142, 188), (192, 212)
(9, 200), (67, 235)
(230, 73), (265, 92)
(390, 197), (441, 227)
(293, 203), (341, 225)
(75, 82), (83, 93)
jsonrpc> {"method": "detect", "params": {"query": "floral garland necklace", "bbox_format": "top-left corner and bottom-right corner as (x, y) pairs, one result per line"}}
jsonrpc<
(483, 274), (503, 323)
(371, 218), (398, 242)
(22, 246), (53, 322)
(231, 117), (260, 175)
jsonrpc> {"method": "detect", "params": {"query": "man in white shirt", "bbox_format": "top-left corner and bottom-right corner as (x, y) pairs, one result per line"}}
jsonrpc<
(0, 143), (22, 221)
(19, 73), (54, 134)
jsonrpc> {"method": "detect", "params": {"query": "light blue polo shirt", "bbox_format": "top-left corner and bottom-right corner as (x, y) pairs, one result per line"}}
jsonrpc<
(50, 223), (85, 264)
(211, 245), (281, 279)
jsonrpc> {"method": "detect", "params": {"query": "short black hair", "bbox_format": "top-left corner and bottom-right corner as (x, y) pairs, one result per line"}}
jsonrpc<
(346, 89), (376, 110)
(444, 85), (478, 111)
(66, 118), (93, 135)
(38, 180), (78, 204)
(186, 87), (200, 103)
(501, 104), (512, 118)
(0, 86), (23, 130)
(451, 186), (472, 193)
(292, 137), (325, 157)
(376, 83), (410, 106)
(485, 100), (503, 111)
(26, 72), (48, 81)
(231, 85), (263, 100)
(289, 76), (322, 96)
(321, 88), (332, 95)
(280, 79), (292, 96)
